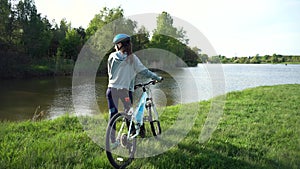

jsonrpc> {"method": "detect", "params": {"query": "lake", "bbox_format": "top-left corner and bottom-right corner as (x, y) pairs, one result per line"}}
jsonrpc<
(1, 64), (300, 121)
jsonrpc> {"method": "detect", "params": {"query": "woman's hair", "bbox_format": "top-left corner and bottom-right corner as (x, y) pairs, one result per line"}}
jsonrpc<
(121, 40), (132, 55)
(120, 40), (133, 64)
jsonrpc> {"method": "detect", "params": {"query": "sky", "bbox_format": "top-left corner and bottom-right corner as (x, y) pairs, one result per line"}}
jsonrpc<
(35, 0), (300, 57)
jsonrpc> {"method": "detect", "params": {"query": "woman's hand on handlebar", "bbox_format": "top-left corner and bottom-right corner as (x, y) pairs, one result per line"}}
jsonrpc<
(157, 76), (163, 82)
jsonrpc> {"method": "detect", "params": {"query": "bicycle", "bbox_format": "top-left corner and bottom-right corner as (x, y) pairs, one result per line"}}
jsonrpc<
(105, 80), (162, 169)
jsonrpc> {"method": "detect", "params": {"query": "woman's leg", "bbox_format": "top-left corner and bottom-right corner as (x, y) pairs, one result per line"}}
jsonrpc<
(119, 90), (135, 134)
(106, 88), (119, 119)
(106, 88), (119, 142)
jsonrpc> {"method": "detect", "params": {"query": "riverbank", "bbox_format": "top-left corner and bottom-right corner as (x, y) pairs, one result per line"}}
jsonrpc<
(0, 50), (76, 79)
(1, 84), (299, 168)
(1, 59), (300, 80)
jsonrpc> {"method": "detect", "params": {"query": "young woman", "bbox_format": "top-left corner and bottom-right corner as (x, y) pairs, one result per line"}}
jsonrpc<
(106, 34), (162, 136)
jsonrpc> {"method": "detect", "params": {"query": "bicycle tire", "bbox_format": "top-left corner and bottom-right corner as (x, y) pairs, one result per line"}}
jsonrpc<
(106, 113), (136, 169)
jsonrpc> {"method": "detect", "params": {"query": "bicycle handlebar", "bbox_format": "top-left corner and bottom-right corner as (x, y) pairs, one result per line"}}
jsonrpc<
(134, 79), (162, 90)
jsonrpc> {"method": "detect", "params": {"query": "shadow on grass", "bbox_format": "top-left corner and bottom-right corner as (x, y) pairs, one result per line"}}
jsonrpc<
(131, 139), (291, 169)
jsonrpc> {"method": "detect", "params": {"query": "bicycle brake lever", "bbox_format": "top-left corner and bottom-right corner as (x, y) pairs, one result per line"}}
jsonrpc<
(153, 77), (163, 84)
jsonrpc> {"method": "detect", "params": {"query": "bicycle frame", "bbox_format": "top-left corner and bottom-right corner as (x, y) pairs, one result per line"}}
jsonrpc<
(128, 89), (148, 139)
(105, 80), (162, 169)
(127, 81), (159, 140)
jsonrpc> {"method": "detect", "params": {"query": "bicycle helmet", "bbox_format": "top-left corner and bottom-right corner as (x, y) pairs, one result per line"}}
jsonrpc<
(112, 34), (131, 44)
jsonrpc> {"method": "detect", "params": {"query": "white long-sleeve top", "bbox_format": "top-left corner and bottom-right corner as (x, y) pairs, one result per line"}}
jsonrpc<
(107, 51), (160, 91)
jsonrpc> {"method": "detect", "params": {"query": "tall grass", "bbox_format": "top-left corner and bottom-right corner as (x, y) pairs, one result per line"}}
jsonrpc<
(0, 84), (299, 169)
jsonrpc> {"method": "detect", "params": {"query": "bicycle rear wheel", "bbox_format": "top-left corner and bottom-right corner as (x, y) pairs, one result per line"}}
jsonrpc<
(106, 113), (136, 169)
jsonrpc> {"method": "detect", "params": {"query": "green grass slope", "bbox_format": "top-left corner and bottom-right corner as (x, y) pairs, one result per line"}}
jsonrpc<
(1, 84), (299, 169)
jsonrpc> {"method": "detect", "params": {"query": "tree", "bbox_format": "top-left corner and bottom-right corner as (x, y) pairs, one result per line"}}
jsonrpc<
(209, 56), (221, 63)
(58, 28), (84, 62)
(153, 11), (188, 44)
(250, 55), (261, 64)
(131, 26), (150, 52)
(271, 53), (278, 63)
(84, 7), (138, 75)
(200, 54), (209, 63)
(183, 46), (199, 66)
(0, 0), (25, 51)
(151, 11), (185, 50)
(13, 0), (52, 58)
(261, 55), (270, 63)
(0, 0), (11, 49)
(86, 6), (124, 39)
(85, 6), (136, 52)
(48, 19), (70, 58)
(149, 12), (198, 66)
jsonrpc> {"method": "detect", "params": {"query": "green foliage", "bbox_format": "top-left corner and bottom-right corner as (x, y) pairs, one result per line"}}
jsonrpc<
(153, 11), (188, 44)
(3, 2), (299, 78)
(18, 0), (52, 58)
(0, 0), (54, 78)
(0, 3), (203, 78)
(250, 56), (260, 63)
(150, 34), (184, 57)
(214, 54), (300, 64)
(131, 26), (150, 51)
(151, 11), (186, 53)
(84, 6), (137, 76)
(58, 28), (84, 62)
(0, 0), (11, 46)
(183, 45), (199, 66)
(0, 51), (31, 78)
(85, 6), (124, 39)
(199, 54), (209, 63)
(149, 12), (198, 67)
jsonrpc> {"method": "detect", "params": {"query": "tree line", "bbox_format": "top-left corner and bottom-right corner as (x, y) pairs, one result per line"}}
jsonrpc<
(1, 0), (298, 79)
(0, 0), (199, 79)
(205, 54), (300, 64)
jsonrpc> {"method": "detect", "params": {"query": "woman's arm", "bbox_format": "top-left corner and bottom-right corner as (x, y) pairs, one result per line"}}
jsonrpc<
(133, 55), (162, 81)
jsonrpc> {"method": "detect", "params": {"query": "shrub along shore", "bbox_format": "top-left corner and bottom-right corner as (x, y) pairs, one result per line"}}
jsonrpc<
(0, 84), (299, 169)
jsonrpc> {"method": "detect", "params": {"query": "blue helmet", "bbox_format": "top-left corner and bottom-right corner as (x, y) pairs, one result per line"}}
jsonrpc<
(112, 34), (131, 44)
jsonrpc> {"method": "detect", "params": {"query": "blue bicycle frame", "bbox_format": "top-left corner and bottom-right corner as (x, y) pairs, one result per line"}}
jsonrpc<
(128, 91), (148, 138)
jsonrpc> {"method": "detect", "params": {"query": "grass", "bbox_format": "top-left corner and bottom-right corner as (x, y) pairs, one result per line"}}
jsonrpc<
(0, 84), (299, 169)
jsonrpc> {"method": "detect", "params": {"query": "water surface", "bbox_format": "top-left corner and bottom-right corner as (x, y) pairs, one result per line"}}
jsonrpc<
(1, 64), (299, 121)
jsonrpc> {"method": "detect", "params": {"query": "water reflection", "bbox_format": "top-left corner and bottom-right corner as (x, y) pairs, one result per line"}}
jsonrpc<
(1, 64), (300, 121)
(72, 71), (184, 118)
(0, 78), (57, 120)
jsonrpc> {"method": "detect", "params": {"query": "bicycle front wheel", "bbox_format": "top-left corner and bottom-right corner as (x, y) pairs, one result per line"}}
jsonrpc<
(106, 113), (136, 169)
(150, 120), (161, 136)
(147, 105), (162, 136)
